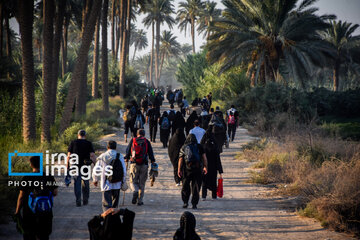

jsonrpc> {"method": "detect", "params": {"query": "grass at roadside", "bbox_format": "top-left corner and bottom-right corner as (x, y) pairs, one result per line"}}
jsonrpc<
(238, 132), (360, 236)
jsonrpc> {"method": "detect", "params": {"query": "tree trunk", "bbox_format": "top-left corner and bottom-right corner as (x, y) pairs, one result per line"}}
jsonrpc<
(115, 15), (120, 61)
(61, 13), (70, 78)
(16, 0), (36, 143)
(119, 0), (127, 98)
(41, 0), (55, 143)
(191, 17), (195, 54)
(333, 58), (340, 91)
(92, 14), (100, 99)
(0, 2), (3, 58)
(101, 0), (109, 111)
(76, 0), (93, 116)
(125, 0), (131, 64)
(111, 0), (115, 59)
(158, 52), (165, 82)
(155, 20), (160, 87)
(132, 46), (137, 62)
(149, 22), (154, 86)
(5, 12), (11, 58)
(59, 0), (101, 133)
(50, 0), (66, 125)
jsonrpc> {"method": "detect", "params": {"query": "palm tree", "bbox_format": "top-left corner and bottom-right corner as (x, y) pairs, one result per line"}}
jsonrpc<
(131, 28), (148, 62)
(59, 0), (102, 133)
(324, 20), (360, 91)
(177, 0), (204, 54)
(197, 1), (220, 40)
(143, 0), (175, 87)
(92, 14), (100, 99)
(41, 0), (55, 143)
(101, 0), (109, 112)
(207, 0), (334, 88)
(159, 30), (180, 80)
(50, 0), (67, 125)
(15, 0), (36, 143)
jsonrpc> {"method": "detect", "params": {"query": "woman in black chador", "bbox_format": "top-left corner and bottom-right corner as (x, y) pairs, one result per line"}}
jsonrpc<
(185, 111), (198, 136)
(172, 111), (186, 136)
(173, 211), (201, 240)
(200, 129), (223, 200)
(159, 111), (171, 148)
(168, 128), (186, 186)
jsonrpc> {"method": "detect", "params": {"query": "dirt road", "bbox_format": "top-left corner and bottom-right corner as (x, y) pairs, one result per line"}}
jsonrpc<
(0, 102), (352, 239)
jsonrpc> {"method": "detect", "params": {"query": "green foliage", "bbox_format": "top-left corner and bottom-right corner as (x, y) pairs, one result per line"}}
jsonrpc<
(321, 122), (360, 141)
(0, 89), (22, 136)
(197, 64), (250, 101)
(176, 52), (208, 100)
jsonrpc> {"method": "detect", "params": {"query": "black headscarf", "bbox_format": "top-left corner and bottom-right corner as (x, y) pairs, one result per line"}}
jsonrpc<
(200, 128), (218, 153)
(173, 211), (200, 240)
(186, 111), (198, 134)
(184, 133), (198, 145)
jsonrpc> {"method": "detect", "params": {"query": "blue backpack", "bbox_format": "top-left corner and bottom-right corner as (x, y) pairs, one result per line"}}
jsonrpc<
(161, 117), (170, 129)
(134, 114), (144, 129)
(184, 144), (201, 170)
(28, 191), (53, 214)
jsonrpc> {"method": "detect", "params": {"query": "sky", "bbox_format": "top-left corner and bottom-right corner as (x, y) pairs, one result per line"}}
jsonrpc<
(9, 0), (360, 59)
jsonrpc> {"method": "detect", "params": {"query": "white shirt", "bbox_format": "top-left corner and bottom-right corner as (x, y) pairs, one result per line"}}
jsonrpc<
(189, 126), (206, 143)
(92, 149), (126, 192)
(227, 108), (237, 116)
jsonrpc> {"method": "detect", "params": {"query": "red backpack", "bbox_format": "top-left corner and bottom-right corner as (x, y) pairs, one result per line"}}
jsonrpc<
(131, 137), (148, 164)
(228, 115), (235, 125)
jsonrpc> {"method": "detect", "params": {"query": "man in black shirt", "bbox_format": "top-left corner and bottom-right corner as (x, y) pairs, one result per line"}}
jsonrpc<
(178, 134), (208, 209)
(146, 103), (160, 142)
(15, 156), (58, 240)
(67, 130), (96, 206)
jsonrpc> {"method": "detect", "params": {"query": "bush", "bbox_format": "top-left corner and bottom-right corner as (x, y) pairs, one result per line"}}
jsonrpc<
(242, 132), (360, 235)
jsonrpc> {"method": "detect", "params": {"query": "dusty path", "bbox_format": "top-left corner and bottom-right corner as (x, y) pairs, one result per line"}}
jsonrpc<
(0, 101), (352, 239)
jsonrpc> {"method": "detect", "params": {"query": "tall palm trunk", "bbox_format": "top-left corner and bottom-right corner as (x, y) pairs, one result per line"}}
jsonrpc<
(111, 0), (115, 59)
(125, 0), (131, 63)
(50, 0), (66, 125)
(159, 51), (165, 82)
(5, 12), (11, 58)
(132, 46), (137, 62)
(101, 0), (109, 111)
(333, 58), (340, 91)
(92, 14), (100, 99)
(149, 22), (154, 86)
(119, 0), (128, 98)
(59, 0), (102, 133)
(191, 17), (195, 53)
(16, 0), (36, 143)
(41, 0), (55, 143)
(0, 2), (3, 58)
(155, 20), (160, 87)
(76, 0), (92, 116)
(61, 13), (70, 78)
(115, 15), (120, 61)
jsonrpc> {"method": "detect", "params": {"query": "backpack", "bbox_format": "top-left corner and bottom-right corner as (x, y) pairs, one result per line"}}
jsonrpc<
(161, 117), (170, 129)
(228, 114), (235, 125)
(211, 114), (225, 133)
(184, 144), (201, 170)
(168, 110), (176, 122)
(134, 114), (143, 129)
(128, 106), (137, 121)
(123, 111), (128, 122)
(28, 190), (53, 214)
(131, 137), (148, 165)
(107, 153), (124, 183)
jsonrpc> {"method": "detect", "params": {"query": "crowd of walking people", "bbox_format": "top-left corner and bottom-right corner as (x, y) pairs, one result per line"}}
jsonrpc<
(14, 88), (240, 239)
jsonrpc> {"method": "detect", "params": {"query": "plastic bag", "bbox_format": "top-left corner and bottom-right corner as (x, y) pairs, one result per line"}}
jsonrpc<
(217, 178), (223, 198)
